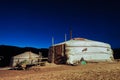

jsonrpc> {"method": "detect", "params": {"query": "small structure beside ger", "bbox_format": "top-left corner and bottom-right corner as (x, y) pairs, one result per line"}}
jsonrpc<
(10, 51), (41, 67)
(48, 38), (114, 65)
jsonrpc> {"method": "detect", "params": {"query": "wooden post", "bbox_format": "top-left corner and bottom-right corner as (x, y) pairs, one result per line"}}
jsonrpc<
(39, 52), (42, 62)
(65, 33), (67, 41)
(70, 27), (72, 39)
(62, 44), (64, 56)
(52, 37), (55, 63)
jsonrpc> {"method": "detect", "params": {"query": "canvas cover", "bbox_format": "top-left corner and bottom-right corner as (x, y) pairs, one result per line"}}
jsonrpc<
(48, 38), (114, 65)
(10, 51), (40, 66)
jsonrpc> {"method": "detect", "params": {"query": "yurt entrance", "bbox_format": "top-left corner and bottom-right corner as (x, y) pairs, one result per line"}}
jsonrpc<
(48, 44), (67, 64)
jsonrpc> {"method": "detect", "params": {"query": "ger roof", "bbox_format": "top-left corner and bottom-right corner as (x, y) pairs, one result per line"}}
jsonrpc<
(52, 38), (111, 48)
(13, 51), (39, 58)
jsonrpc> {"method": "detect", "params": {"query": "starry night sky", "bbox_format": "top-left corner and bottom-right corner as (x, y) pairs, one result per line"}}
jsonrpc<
(0, 0), (120, 48)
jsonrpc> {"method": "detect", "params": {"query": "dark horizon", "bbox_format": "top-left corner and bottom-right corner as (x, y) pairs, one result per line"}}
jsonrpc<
(0, 44), (120, 67)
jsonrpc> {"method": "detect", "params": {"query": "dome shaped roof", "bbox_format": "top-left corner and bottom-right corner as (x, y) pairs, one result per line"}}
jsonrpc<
(53, 38), (111, 48)
(66, 38), (111, 48)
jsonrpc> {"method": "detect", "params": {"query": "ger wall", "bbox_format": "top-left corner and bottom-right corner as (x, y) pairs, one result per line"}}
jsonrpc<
(66, 46), (114, 64)
(48, 39), (114, 65)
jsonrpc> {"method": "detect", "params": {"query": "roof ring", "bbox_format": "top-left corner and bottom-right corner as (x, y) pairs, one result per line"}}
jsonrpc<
(73, 38), (85, 40)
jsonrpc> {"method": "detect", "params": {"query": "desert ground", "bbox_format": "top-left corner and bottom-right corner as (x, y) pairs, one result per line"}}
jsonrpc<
(0, 62), (120, 80)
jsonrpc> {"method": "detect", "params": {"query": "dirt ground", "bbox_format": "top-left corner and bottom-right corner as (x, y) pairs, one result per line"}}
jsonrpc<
(0, 62), (120, 80)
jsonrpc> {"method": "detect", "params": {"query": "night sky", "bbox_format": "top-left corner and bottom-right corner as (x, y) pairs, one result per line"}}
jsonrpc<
(0, 0), (120, 48)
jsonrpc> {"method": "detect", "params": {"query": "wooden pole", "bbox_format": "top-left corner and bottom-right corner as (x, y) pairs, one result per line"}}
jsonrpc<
(65, 33), (67, 41)
(52, 37), (55, 63)
(70, 27), (72, 39)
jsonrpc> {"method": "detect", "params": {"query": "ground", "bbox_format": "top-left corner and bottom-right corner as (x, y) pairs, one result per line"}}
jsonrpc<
(0, 62), (120, 80)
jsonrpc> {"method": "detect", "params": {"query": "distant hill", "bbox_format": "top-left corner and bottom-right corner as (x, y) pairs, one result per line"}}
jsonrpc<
(0, 45), (120, 67)
(0, 45), (48, 67)
(113, 48), (120, 59)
